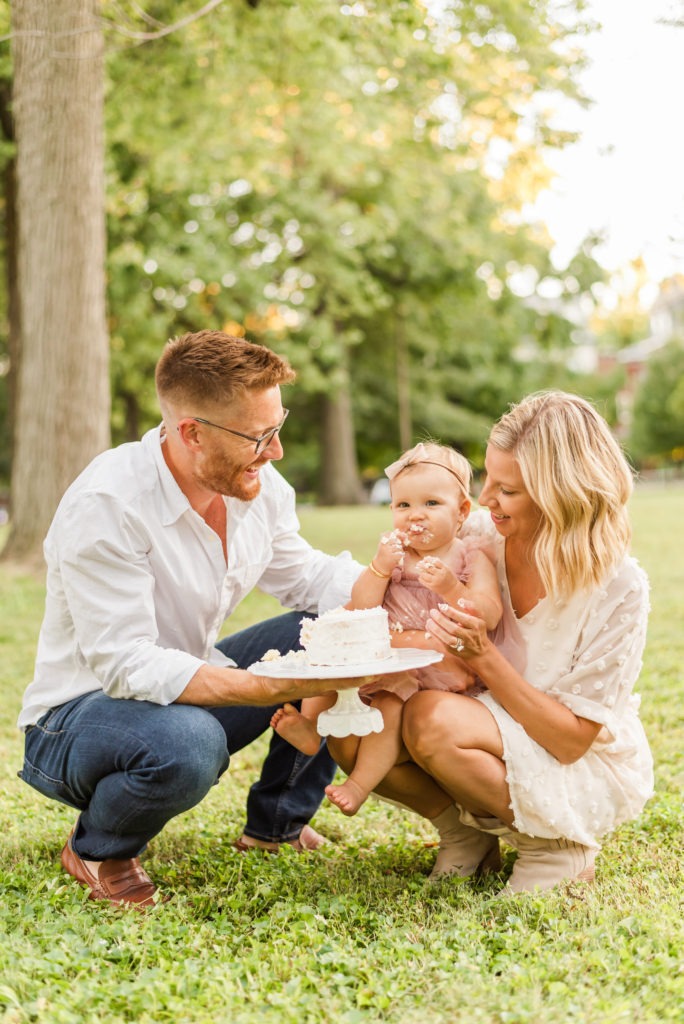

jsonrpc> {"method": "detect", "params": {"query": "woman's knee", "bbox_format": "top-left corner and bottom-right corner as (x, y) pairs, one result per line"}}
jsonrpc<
(402, 692), (464, 764)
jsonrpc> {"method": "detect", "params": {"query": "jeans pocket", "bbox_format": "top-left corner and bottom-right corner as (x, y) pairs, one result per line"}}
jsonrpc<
(19, 720), (86, 810)
(18, 762), (84, 810)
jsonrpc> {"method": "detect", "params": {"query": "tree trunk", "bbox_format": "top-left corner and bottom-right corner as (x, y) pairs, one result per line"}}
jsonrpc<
(2, 154), (20, 469)
(0, 82), (20, 480)
(319, 369), (363, 506)
(5, 0), (109, 561)
(395, 317), (412, 451)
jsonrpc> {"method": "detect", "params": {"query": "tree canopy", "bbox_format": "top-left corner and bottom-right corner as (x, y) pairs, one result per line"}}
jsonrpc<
(1, 0), (615, 547)
(629, 339), (684, 466)
(99, 0), (602, 492)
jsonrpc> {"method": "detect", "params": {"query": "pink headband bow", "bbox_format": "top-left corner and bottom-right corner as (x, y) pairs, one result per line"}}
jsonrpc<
(384, 443), (467, 490)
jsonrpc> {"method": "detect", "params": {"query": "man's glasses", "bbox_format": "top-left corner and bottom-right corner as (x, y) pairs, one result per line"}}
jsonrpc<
(192, 409), (289, 455)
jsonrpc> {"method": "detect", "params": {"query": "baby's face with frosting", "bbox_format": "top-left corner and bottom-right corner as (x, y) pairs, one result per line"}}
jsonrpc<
(390, 463), (470, 553)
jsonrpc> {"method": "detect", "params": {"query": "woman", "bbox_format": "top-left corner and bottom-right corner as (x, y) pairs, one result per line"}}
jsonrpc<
(369, 391), (654, 893)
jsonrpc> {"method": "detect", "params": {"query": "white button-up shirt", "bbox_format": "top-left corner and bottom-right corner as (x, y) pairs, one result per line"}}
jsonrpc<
(18, 426), (362, 728)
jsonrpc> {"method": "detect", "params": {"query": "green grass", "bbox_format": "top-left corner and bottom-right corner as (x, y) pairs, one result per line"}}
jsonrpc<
(0, 489), (682, 1024)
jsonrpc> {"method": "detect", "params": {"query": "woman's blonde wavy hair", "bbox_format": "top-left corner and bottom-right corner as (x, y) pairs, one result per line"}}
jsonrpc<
(488, 391), (634, 597)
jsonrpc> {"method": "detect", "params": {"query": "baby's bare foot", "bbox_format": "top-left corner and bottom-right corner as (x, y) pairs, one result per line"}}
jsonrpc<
(271, 703), (321, 755)
(325, 777), (369, 816)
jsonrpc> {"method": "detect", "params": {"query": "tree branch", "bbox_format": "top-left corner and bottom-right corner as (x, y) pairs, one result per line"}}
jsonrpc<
(0, 0), (230, 45)
(100, 0), (227, 41)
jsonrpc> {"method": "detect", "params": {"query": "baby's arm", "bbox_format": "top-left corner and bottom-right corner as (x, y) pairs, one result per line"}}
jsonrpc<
(348, 530), (406, 610)
(417, 550), (501, 629)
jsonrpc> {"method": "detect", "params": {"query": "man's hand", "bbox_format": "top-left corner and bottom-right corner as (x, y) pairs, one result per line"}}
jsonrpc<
(177, 663), (381, 707)
(248, 671), (381, 705)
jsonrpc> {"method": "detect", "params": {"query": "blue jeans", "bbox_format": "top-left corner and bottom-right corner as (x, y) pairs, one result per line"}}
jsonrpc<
(19, 612), (336, 860)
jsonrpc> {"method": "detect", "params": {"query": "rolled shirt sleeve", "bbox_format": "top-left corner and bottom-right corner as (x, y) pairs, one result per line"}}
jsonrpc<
(229, 463), (363, 615)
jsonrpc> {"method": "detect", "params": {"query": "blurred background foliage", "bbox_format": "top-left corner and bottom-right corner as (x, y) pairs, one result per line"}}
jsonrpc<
(0, 0), (681, 502)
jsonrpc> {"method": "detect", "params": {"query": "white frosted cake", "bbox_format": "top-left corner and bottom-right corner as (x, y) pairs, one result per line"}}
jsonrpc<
(300, 606), (392, 666)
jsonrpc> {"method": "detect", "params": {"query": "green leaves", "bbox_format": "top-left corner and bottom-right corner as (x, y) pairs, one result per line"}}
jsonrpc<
(629, 340), (684, 464)
(99, 0), (602, 487)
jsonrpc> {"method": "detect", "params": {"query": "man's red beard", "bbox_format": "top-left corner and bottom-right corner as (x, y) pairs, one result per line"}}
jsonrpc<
(195, 447), (264, 502)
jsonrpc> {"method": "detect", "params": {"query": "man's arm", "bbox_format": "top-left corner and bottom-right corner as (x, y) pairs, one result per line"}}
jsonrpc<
(176, 662), (378, 707)
(251, 466), (364, 614)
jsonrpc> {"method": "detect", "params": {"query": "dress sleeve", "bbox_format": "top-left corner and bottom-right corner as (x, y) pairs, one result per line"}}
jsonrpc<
(459, 509), (498, 571)
(548, 560), (650, 741)
(461, 536), (498, 576)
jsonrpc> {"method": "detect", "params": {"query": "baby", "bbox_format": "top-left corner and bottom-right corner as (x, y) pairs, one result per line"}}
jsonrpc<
(271, 442), (502, 816)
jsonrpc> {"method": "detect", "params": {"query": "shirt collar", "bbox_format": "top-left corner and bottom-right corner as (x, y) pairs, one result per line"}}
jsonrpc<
(143, 424), (260, 529)
(143, 425), (193, 526)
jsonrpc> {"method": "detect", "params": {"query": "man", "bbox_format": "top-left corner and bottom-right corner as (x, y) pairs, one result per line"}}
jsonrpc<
(18, 330), (365, 907)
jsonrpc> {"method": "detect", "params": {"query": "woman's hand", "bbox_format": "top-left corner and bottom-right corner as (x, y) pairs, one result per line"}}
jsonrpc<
(389, 626), (464, 676)
(426, 599), (491, 660)
(426, 601), (602, 764)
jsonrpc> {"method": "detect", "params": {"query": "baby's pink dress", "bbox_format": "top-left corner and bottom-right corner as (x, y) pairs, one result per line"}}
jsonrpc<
(361, 539), (493, 702)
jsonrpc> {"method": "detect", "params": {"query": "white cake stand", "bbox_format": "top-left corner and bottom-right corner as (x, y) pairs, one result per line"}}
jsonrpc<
(249, 649), (443, 739)
(316, 688), (384, 738)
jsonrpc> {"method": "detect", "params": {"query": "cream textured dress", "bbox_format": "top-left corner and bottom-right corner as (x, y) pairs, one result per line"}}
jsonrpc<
(467, 513), (654, 850)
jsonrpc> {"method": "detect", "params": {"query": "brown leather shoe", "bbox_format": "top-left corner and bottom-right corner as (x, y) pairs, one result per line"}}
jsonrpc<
(61, 833), (159, 908)
(234, 824), (329, 853)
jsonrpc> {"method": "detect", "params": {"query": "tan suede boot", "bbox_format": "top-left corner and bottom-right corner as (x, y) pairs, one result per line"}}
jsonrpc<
(458, 809), (513, 836)
(428, 805), (502, 881)
(503, 833), (596, 893)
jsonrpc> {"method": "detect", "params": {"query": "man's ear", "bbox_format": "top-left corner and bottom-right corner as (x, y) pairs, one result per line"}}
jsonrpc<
(176, 418), (202, 448)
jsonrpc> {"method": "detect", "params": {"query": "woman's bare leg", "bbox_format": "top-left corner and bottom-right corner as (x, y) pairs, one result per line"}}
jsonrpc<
(327, 702), (503, 876)
(402, 691), (514, 826)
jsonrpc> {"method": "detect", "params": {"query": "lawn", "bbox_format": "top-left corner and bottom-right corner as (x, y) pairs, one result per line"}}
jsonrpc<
(0, 488), (682, 1024)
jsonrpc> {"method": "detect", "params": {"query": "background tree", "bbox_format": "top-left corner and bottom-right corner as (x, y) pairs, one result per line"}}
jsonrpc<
(1, 0), (606, 556)
(5, 0), (109, 559)
(591, 257), (652, 354)
(0, 2), (16, 489)
(102, 0), (598, 498)
(629, 340), (684, 466)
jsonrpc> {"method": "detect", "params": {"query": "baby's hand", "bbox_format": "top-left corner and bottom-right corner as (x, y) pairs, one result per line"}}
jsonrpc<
(416, 556), (457, 595)
(375, 530), (406, 573)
